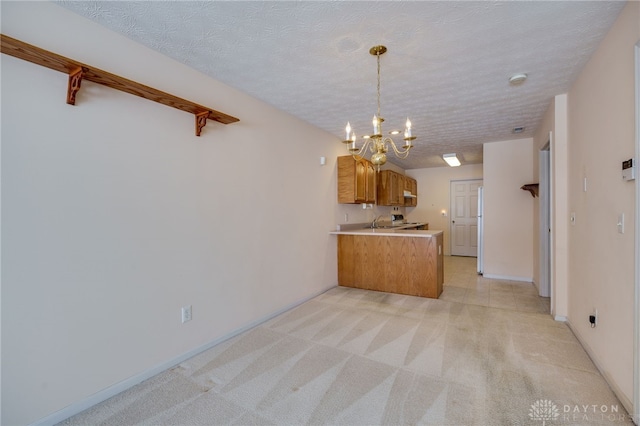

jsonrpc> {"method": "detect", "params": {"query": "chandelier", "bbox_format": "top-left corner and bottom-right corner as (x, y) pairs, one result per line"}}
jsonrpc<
(343, 45), (416, 168)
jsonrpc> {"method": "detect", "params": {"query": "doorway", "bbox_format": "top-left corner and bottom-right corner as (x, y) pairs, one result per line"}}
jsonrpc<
(450, 179), (483, 256)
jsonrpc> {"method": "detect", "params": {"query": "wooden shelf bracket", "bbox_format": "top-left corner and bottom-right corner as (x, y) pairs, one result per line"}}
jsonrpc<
(521, 183), (539, 197)
(195, 111), (208, 137)
(1, 34), (239, 136)
(67, 66), (83, 105)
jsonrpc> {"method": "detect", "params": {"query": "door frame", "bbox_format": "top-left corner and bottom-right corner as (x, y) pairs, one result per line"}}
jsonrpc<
(539, 139), (551, 298)
(633, 39), (639, 425)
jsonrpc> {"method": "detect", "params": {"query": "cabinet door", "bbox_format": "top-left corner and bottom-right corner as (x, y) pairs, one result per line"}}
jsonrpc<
(377, 170), (391, 206)
(337, 155), (371, 204)
(389, 172), (399, 205)
(411, 179), (418, 207)
(396, 174), (405, 205)
(355, 159), (367, 203)
(365, 161), (376, 203)
(410, 178), (418, 206)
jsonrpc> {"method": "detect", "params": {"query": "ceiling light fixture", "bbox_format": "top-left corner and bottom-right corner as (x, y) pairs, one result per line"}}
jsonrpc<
(443, 153), (461, 167)
(343, 45), (416, 169)
(509, 73), (528, 85)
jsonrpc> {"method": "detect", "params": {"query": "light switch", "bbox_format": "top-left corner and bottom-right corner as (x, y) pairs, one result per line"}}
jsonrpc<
(617, 213), (625, 234)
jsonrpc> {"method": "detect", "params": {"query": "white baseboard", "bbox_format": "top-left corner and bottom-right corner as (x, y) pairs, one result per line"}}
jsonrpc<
(31, 285), (336, 426)
(554, 315), (568, 322)
(565, 319), (634, 419)
(482, 273), (533, 282)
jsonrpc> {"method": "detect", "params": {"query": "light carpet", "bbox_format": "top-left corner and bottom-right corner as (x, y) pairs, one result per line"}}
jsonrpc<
(60, 285), (633, 425)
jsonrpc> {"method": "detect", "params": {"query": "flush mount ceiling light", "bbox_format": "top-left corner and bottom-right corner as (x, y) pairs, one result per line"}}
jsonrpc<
(343, 45), (416, 169)
(443, 153), (461, 167)
(509, 73), (528, 85)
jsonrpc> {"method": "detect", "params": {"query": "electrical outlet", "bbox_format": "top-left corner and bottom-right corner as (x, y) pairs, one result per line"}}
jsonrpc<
(181, 305), (192, 323)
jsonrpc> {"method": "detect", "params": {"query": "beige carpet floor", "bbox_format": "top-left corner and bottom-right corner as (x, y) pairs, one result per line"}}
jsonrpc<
(60, 257), (633, 425)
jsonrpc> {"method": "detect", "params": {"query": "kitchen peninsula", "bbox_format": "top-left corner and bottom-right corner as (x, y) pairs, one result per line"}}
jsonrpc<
(330, 226), (444, 299)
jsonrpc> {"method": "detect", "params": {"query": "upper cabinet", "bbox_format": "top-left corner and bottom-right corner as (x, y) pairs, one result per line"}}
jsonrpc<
(337, 156), (417, 206)
(404, 177), (418, 207)
(377, 170), (403, 206)
(337, 156), (376, 204)
(378, 170), (418, 206)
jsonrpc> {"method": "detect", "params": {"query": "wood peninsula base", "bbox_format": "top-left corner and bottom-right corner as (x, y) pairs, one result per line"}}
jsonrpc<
(336, 231), (443, 298)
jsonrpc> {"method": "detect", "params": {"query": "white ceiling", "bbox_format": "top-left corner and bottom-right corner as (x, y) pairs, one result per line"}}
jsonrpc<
(57, 1), (626, 169)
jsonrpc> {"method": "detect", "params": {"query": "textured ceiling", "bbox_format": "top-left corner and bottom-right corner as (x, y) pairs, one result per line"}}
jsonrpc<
(57, 1), (626, 169)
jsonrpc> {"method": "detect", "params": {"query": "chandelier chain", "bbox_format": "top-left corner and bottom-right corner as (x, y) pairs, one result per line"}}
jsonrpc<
(376, 50), (381, 118)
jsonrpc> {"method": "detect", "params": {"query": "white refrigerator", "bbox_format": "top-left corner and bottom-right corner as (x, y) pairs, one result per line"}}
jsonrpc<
(477, 186), (484, 274)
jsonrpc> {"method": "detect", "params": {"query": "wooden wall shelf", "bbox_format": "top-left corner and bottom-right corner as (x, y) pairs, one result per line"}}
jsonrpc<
(0, 34), (239, 136)
(521, 183), (539, 197)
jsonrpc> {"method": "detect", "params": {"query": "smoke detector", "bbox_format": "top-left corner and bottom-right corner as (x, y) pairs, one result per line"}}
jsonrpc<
(509, 73), (528, 85)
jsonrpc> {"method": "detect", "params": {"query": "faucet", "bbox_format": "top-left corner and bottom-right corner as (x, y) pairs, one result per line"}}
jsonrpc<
(371, 215), (384, 228)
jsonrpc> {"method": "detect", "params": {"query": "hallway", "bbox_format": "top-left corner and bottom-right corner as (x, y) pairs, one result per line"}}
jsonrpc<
(441, 256), (550, 314)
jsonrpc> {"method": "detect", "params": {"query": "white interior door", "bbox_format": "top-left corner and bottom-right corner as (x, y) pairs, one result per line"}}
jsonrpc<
(450, 179), (483, 256)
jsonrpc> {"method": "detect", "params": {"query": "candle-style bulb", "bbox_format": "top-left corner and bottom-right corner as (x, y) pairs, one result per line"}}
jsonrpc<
(372, 115), (380, 135)
(405, 118), (412, 138)
(345, 122), (351, 141)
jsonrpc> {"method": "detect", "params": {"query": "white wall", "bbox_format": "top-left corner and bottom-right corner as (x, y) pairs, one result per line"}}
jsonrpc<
(483, 138), (534, 281)
(1, 3), (344, 424)
(564, 0), (639, 410)
(405, 164), (483, 255)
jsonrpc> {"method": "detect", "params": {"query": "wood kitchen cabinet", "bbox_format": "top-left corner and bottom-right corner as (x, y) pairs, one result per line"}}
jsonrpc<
(404, 177), (418, 207)
(337, 156), (376, 204)
(377, 170), (405, 206)
(337, 232), (443, 298)
(364, 161), (376, 203)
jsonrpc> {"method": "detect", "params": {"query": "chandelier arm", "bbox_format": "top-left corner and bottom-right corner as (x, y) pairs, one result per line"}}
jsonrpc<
(348, 139), (373, 158)
(385, 137), (412, 159)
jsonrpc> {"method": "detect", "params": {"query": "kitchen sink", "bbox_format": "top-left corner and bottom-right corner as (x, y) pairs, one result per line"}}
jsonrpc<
(362, 221), (426, 230)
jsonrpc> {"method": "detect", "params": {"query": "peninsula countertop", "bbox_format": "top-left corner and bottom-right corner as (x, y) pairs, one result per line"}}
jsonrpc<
(332, 223), (444, 298)
(330, 225), (442, 238)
